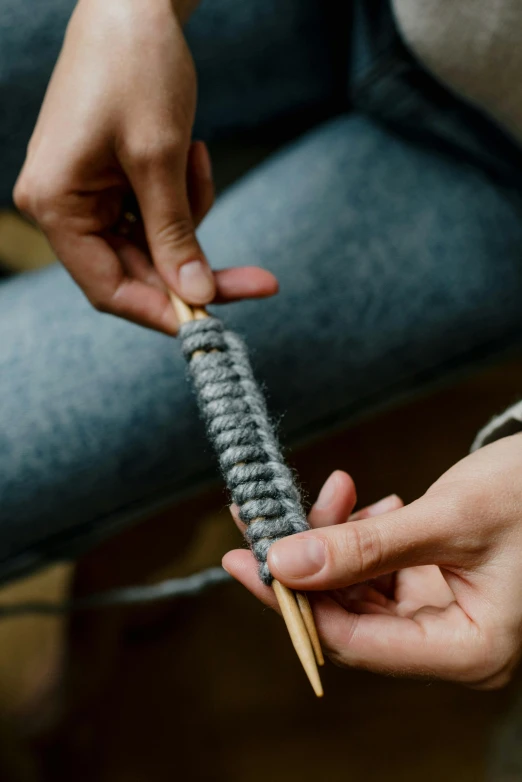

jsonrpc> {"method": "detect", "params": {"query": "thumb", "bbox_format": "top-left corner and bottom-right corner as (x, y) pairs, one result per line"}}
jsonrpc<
(267, 493), (455, 590)
(126, 144), (215, 305)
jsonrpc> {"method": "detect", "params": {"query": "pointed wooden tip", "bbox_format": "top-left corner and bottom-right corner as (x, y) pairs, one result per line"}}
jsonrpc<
(272, 580), (323, 697)
(193, 307), (209, 320)
(169, 292), (209, 327)
(169, 291), (194, 325)
(296, 592), (324, 666)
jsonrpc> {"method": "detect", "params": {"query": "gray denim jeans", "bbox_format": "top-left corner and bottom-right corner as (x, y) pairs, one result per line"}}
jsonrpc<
(1, 0), (522, 584)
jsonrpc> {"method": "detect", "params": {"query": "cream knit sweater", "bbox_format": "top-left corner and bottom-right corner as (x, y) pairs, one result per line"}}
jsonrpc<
(393, 1), (522, 447)
(393, 0), (522, 145)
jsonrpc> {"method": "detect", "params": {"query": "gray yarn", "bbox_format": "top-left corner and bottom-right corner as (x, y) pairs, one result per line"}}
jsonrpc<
(179, 317), (309, 585)
(0, 567), (231, 618)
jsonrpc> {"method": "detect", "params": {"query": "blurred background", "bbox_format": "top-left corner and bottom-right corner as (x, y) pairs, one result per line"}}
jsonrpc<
(0, 210), (520, 780)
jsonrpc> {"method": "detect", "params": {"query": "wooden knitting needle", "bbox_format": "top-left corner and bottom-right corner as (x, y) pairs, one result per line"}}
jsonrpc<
(170, 291), (324, 696)
(296, 592), (324, 667)
(272, 581), (323, 697)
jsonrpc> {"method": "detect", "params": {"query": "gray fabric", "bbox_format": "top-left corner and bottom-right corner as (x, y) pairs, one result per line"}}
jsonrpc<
(179, 317), (309, 584)
(472, 401), (522, 451)
(0, 566), (230, 617)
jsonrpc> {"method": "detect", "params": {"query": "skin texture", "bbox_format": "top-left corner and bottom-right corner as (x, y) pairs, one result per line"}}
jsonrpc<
(14, 0), (277, 334)
(224, 433), (522, 690)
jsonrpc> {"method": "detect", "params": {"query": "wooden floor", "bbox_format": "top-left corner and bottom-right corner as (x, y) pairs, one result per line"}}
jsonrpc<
(0, 211), (521, 780)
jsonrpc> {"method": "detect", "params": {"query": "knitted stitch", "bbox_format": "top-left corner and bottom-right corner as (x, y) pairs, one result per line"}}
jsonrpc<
(179, 317), (309, 584)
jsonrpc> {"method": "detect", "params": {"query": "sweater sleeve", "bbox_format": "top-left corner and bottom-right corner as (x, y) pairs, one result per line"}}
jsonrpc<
(471, 401), (522, 451)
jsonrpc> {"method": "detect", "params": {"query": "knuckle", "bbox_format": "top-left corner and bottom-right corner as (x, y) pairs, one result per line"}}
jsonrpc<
(125, 132), (184, 170)
(14, 163), (61, 222)
(154, 214), (195, 251)
(13, 177), (31, 213)
(17, 180), (62, 229)
(36, 201), (62, 230)
(339, 523), (384, 580)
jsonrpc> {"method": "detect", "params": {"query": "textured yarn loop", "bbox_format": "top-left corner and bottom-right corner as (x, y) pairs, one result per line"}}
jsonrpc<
(179, 316), (309, 585)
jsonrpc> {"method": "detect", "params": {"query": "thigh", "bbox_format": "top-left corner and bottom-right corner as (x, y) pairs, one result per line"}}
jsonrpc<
(3, 113), (522, 582)
(188, 0), (347, 141)
(0, 0), (345, 207)
(201, 115), (522, 442)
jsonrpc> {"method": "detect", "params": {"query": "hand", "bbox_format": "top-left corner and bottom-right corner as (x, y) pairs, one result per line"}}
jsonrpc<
(14, 0), (277, 334)
(224, 434), (522, 689)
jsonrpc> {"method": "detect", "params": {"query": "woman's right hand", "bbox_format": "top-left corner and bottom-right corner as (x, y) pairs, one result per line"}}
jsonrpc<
(14, 0), (277, 334)
(225, 435), (522, 690)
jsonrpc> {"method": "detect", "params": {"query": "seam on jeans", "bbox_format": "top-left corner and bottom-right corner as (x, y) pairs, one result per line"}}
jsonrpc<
(351, 46), (420, 115)
(351, 31), (396, 84)
(352, 40), (397, 90)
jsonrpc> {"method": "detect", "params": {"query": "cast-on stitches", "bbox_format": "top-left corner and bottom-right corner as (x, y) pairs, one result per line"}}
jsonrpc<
(179, 316), (309, 584)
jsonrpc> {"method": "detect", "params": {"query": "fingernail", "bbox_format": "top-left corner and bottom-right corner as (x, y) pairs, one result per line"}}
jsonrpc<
(315, 473), (338, 510)
(197, 143), (212, 182)
(270, 537), (325, 579)
(178, 260), (215, 303)
(367, 494), (400, 516)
